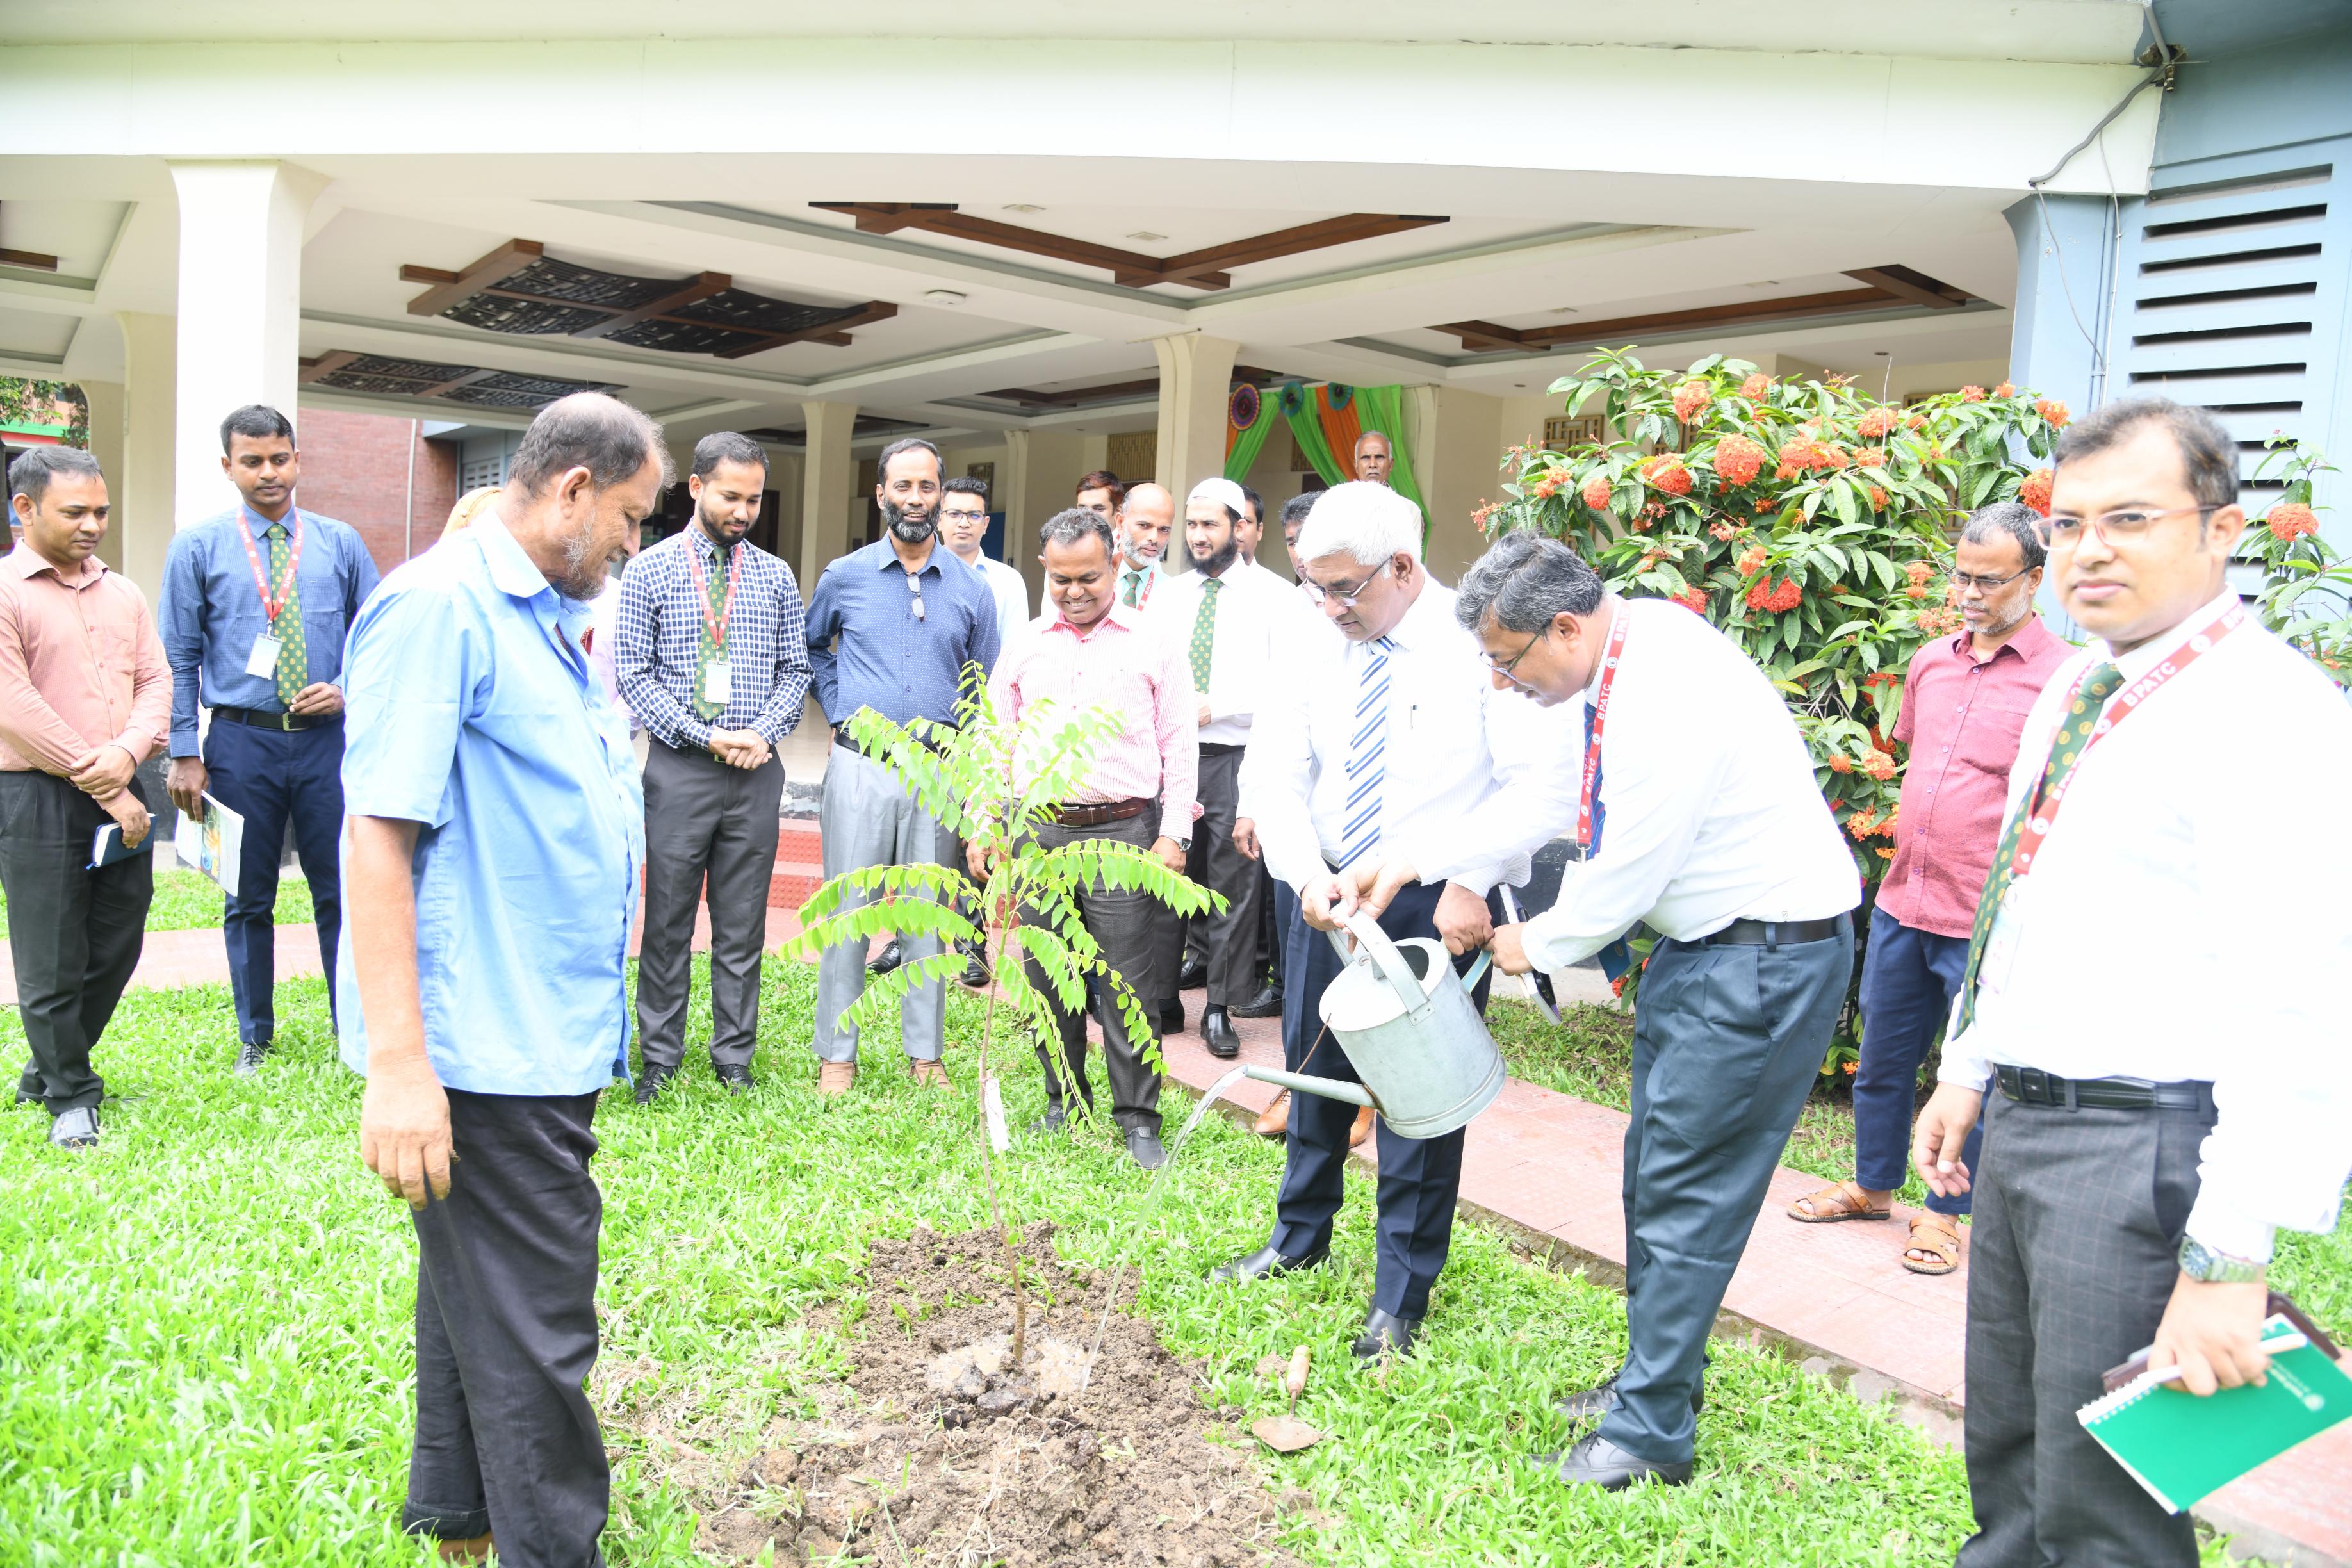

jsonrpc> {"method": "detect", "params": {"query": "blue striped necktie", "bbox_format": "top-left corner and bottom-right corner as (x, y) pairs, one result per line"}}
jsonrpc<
(1338, 635), (1394, 869)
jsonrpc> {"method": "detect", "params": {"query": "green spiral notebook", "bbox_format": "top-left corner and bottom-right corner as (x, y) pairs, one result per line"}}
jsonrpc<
(2078, 1313), (2352, 1514)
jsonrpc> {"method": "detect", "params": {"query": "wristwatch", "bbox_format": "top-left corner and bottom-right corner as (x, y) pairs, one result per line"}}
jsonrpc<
(2177, 1235), (2265, 1284)
(1174, 837), (1191, 852)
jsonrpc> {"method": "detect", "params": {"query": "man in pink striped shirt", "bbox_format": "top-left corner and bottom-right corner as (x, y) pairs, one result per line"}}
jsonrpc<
(979, 507), (1198, 1168)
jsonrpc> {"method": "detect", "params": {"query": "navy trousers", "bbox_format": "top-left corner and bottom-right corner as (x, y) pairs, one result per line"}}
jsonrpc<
(202, 718), (345, 1046)
(1852, 903), (1979, 1214)
(1598, 917), (1854, 1466)
(1267, 879), (1494, 1320)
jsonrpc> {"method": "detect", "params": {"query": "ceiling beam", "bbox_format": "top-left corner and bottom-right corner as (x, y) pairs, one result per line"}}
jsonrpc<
(416, 366), (507, 399)
(1132, 213), (1447, 288)
(1842, 266), (1967, 309)
(403, 238), (544, 316)
(977, 363), (1278, 410)
(570, 270), (733, 341)
(810, 203), (1229, 288)
(296, 349), (363, 384)
(1434, 284), (1953, 353)
(710, 299), (899, 360)
(0, 204), (61, 272)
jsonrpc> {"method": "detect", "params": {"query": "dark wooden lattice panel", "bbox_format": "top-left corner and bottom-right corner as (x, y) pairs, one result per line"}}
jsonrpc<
(439, 370), (612, 407)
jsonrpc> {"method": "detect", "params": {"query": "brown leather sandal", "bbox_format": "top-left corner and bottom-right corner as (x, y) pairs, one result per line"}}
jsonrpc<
(1903, 1213), (1962, 1276)
(1786, 1179), (1892, 1223)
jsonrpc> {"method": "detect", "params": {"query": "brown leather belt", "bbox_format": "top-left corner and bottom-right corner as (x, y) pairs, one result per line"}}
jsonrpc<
(1051, 797), (1150, 828)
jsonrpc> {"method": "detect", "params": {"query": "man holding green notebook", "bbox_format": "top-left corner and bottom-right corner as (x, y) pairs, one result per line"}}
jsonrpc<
(1910, 398), (2352, 1566)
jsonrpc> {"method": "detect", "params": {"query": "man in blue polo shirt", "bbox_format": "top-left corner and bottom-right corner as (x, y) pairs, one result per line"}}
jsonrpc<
(339, 393), (664, 1567)
(159, 404), (380, 1076)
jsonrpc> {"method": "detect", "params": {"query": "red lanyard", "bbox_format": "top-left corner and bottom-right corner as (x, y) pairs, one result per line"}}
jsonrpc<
(1577, 608), (1630, 850)
(234, 509), (303, 625)
(2008, 600), (2242, 878)
(689, 539), (742, 652)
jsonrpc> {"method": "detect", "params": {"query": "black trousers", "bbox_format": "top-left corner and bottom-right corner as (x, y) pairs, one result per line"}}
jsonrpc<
(203, 717), (345, 1046)
(635, 740), (784, 1071)
(1957, 1089), (2212, 1567)
(1597, 918), (1854, 1466)
(405, 1089), (607, 1567)
(1169, 746), (1263, 1008)
(0, 771), (152, 1114)
(1267, 878), (1493, 1319)
(1025, 813), (1164, 1134)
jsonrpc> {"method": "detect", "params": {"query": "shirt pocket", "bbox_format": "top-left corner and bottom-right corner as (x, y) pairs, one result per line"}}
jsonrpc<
(1960, 701), (2034, 781)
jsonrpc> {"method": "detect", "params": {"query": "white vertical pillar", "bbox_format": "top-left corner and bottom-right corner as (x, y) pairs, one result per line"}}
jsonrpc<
(168, 161), (323, 529)
(1150, 333), (1241, 497)
(115, 311), (179, 597)
(797, 400), (859, 602)
(78, 379), (126, 573)
(997, 429), (1035, 582)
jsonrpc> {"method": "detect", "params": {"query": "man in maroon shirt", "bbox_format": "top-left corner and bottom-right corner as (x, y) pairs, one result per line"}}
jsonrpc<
(1788, 502), (2070, 1272)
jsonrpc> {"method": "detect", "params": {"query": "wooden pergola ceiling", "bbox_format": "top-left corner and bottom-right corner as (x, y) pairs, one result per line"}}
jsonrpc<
(399, 240), (897, 360)
(977, 365), (1278, 411)
(299, 350), (614, 409)
(1433, 265), (1979, 353)
(811, 204), (1447, 292)
(743, 415), (930, 446)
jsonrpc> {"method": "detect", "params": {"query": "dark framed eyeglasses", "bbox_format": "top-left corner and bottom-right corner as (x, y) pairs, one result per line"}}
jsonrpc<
(905, 569), (927, 622)
(1950, 567), (2031, 594)
(1480, 631), (1543, 685)
(1300, 560), (1392, 607)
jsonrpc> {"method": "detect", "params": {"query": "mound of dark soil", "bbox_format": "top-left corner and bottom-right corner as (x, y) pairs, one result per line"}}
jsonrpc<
(685, 1221), (1306, 1567)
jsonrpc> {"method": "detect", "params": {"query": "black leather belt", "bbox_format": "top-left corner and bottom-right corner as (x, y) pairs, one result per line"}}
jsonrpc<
(1691, 915), (1846, 947)
(1996, 1065), (2215, 1113)
(1052, 797), (1150, 828)
(1198, 741), (1245, 758)
(833, 725), (948, 762)
(213, 706), (336, 732)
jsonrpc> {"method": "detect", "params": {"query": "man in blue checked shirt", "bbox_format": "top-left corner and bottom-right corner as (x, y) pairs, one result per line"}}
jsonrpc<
(158, 404), (380, 1079)
(613, 431), (810, 1104)
(340, 393), (663, 1567)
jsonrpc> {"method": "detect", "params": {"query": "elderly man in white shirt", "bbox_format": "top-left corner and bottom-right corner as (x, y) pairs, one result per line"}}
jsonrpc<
(1904, 398), (2352, 1568)
(1211, 481), (1578, 1363)
(1345, 530), (1858, 1490)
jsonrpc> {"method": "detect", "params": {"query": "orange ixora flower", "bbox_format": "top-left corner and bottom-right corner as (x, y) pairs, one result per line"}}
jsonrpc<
(1581, 474), (1613, 510)
(2267, 502), (2320, 541)
(1861, 749), (1897, 781)
(1709, 519), (1744, 541)
(1672, 586), (1710, 614)
(1960, 385), (1986, 402)
(1848, 809), (1881, 835)
(1827, 752), (1853, 773)
(1673, 379), (1713, 423)
(1993, 381), (2016, 398)
(1856, 407), (1897, 439)
(1868, 486), (1889, 509)
(1877, 846), (1897, 860)
(1777, 437), (1829, 473)
(1640, 455), (1694, 496)
(1906, 559), (1934, 581)
(1745, 576), (1804, 613)
(1854, 446), (1887, 468)
(1736, 544), (1768, 576)
(1906, 582), (1929, 600)
(2035, 398), (2071, 429)
(1739, 372), (1773, 400)
(1530, 473), (1564, 499)
(1713, 434), (1767, 486)
(2018, 468), (2055, 516)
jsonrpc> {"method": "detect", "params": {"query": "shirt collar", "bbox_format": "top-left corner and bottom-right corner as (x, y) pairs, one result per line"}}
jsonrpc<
(1051, 601), (1137, 639)
(1379, 571), (1448, 652)
(4, 540), (102, 584)
(242, 502), (297, 537)
(1948, 612), (2059, 666)
(475, 514), (555, 603)
(874, 539), (941, 578)
(2102, 588), (2242, 682)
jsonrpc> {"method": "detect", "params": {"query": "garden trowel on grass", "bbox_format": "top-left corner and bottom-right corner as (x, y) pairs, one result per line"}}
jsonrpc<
(1250, 1344), (1326, 1453)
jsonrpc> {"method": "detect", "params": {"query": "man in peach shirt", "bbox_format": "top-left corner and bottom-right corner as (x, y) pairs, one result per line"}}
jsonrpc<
(0, 448), (170, 1151)
(978, 506), (1198, 1169)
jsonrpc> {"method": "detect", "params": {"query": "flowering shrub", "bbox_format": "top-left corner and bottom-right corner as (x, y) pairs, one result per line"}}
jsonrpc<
(2237, 436), (2350, 687)
(1487, 350), (2068, 1068)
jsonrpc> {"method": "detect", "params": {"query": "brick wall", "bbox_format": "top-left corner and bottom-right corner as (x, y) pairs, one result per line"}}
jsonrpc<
(292, 407), (461, 575)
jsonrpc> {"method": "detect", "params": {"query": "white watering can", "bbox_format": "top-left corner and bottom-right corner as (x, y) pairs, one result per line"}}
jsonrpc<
(1242, 909), (1507, 1139)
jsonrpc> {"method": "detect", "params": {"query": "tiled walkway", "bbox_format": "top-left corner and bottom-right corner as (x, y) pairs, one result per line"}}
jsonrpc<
(4, 891), (2342, 1565)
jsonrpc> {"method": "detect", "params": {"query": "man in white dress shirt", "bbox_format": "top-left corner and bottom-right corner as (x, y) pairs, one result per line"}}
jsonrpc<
(1346, 530), (1858, 1489)
(1155, 478), (1286, 1058)
(939, 475), (1031, 644)
(1908, 398), (2352, 1567)
(1211, 482), (1577, 1362)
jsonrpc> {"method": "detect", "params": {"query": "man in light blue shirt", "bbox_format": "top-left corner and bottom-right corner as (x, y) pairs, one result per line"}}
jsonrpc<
(338, 393), (666, 1568)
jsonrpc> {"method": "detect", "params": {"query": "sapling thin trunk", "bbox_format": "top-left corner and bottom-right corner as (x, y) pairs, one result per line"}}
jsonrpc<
(969, 808), (1030, 1369)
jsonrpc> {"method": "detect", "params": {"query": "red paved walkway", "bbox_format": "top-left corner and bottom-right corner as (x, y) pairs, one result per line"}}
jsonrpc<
(3, 878), (2341, 1564)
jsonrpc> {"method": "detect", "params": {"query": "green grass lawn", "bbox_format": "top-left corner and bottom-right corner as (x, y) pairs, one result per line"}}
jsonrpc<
(1488, 997), (2352, 1339)
(0, 965), (2297, 1565)
(0, 865), (314, 939)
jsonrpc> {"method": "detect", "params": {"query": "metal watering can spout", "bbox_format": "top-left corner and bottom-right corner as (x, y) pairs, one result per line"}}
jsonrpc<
(1239, 908), (1507, 1139)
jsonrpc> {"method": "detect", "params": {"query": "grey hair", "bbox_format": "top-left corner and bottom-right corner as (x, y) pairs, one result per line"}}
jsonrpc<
(1961, 500), (2047, 571)
(1279, 491), (1319, 528)
(690, 430), (768, 480)
(509, 393), (672, 497)
(1353, 429), (1392, 454)
(8, 445), (104, 509)
(876, 436), (943, 485)
(1037, 505), (1116, 563)
(1455, 531), (1605, 635)
(2055, 396), (2238, 513)
(1294, 480), (1421, 567)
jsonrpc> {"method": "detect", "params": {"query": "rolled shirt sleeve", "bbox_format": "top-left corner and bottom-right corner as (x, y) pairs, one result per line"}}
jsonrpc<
(340, 582), (472, 829)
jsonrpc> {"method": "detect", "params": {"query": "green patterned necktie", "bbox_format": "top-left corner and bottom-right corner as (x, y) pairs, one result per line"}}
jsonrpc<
(1189, 575), (1221, 692)
(1954, 661), (2124, 1033)
(1121, 566), (1145, 608)
(692, 540), (732, 721)
(267, 523), (306, 709)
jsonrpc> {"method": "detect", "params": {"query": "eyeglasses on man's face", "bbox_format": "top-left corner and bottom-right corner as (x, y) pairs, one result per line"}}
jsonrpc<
(1480, 630), (1543, 686)
(2043, 503), (2224, 548)
(1300, 560), (1392, 607)
(1951, 567), (2031, 594)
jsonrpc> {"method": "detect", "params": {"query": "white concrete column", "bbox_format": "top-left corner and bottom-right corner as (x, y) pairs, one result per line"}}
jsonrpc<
(1410, 386), (1507, 584)
(168, 161), (324, 528)
(78, 379), (126, 573)
(760, 446), (804, 579)
(115, 311), (179, 598)
(1150, 334), (1240, 498)
(997, 429), (1036, 584)
(797, 400), (858, 594)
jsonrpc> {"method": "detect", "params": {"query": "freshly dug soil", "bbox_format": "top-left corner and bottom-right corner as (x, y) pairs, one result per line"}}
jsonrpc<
(679, 1221), (1307, 1567)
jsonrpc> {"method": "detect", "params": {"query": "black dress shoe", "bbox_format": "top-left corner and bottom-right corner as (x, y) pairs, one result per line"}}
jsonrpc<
(1200, 1006), (1240, 1059)
(1157, 998), (1184, 1037)
(1553, 1375), (1703, 1421)
(633, 1062), (677, 1106)
(1547, 1432), (1692, 1489)
(1207, 1243), (1328, 1283)
(1230, 982), (1283, 1020)
(1177, 955), (1207, 990)
(867, 938), (903, 974)
(234, 1039), (272, 1079)
(1352, 1307), (1420, 1362)
(1028, 1104), (1070, 1136)
(958, 940), (990, 989)
(49, 1106), (100, 1150)
(715, 1063), (755, 1094)
(1124, 1127), (1168, 1170)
